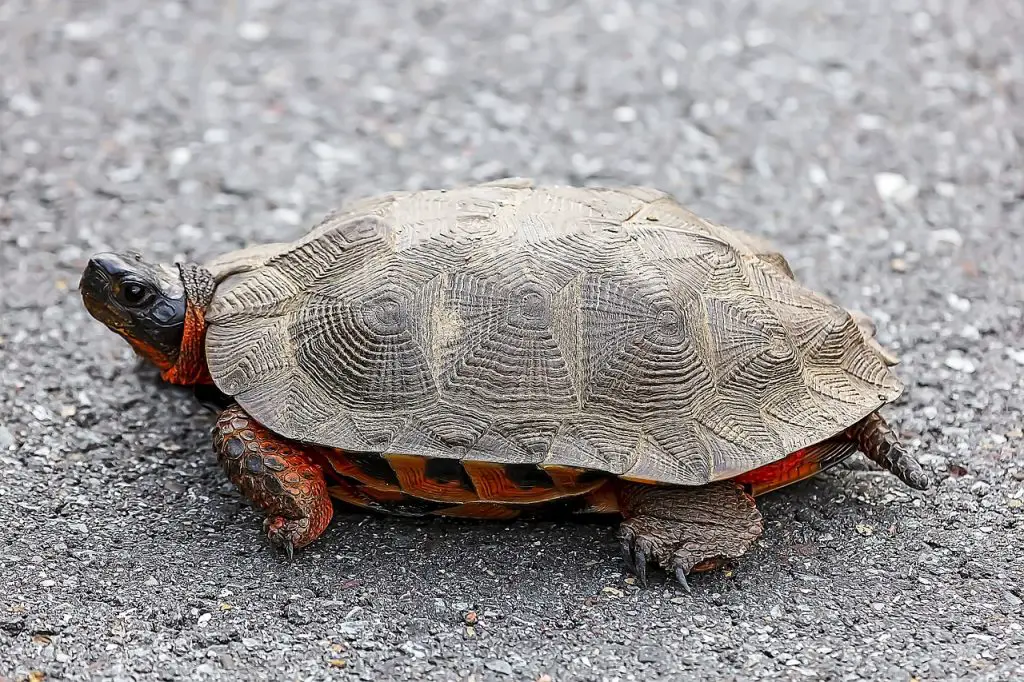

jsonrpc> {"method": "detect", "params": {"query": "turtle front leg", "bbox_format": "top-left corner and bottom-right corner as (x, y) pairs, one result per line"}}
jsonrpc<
(212, 404), (334, 558)
(616, 481), (764, 592)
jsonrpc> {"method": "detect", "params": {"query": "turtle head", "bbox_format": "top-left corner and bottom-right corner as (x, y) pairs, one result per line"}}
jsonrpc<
(80, 251), (214, 384)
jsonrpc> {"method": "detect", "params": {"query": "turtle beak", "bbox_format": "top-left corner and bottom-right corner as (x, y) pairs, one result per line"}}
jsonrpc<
(80, 254), (117, 310)
(80, 261), (115, 329)
(80, 252), (139, 288)
(79, 252), (143, 328)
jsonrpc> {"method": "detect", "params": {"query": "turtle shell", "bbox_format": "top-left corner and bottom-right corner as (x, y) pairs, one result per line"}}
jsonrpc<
(203, 178), (902, 486)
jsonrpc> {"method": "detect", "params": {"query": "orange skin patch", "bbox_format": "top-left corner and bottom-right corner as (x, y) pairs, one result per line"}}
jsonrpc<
(384, 454), (481, 503)
(734, 446), (827, 496)
(289, 444), (846, 522)
(122, 297), (213, 385)
(153, 300), (213, 385)
(326, 479), (408, 511)
(578, 483), (621, 514)
(462, 460), (573, 503)
(319, 451), (611, 507)
(320, 450), (403, 492)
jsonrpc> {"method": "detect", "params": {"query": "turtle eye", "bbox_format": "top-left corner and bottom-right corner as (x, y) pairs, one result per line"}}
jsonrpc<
(120, 281), (152, 307)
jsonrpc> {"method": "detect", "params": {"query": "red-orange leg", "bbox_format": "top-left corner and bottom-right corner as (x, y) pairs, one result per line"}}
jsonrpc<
(212, 405), (333, 557)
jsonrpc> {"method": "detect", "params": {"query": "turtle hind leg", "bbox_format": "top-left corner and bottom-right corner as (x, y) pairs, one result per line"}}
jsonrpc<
(847, 412), (931, 490)
(616, 481), (764, 592)
(213, 404), (334, 557)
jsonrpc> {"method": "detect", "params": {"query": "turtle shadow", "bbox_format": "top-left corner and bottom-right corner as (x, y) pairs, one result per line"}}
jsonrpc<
(301, 467), (902, 596)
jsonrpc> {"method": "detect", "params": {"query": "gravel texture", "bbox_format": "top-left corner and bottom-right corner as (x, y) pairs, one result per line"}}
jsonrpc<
(2, 0), (1023, 680)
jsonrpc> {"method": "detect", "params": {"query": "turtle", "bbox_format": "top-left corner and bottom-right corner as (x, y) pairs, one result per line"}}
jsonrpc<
(78, 177), (929, 589)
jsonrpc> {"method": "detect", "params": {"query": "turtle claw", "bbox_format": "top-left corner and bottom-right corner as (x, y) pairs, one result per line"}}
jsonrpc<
(633, 546), (649, 587)
(673, 566), (692, 595)
(619, 535), (637, 576)
(264, 515), (310, 561)
(618, 523), (651, 587)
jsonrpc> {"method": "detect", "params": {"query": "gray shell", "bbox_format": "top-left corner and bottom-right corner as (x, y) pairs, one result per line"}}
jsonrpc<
(203, 178), (902, 486)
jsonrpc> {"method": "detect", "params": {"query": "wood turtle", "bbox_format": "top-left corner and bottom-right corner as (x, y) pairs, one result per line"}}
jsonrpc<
(79, 178), (929, 589)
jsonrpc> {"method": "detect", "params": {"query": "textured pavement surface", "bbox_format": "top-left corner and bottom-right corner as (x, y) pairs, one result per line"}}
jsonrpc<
(2, 0), (1023, 680)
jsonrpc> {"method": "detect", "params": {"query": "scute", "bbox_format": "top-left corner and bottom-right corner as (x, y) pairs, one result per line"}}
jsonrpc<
(204, 179), (903, 486)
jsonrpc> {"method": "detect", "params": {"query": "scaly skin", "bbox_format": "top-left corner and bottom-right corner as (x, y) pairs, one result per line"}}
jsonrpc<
(616, 481), (764, 592)
(212, 404), (334, 557)
(847, 412), (931, 490)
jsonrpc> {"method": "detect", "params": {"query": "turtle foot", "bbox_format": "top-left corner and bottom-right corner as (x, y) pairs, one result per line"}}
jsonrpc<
(214, 404), (334, 555)
(616, 481), (763, 591)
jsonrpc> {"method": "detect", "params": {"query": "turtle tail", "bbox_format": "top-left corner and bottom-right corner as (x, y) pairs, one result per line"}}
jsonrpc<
(847, 413), (930, 490)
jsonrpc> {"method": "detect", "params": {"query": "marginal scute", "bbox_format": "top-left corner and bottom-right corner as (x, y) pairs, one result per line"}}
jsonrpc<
(205, 179), (904, 486)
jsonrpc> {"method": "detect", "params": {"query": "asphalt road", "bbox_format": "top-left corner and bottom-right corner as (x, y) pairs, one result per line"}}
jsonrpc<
(2, 1), (1022, 680)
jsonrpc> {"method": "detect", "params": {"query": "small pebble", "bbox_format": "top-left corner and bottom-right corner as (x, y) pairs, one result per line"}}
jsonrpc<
(63, 21), (101, 41)
(874, 172), (918, 203)
(661, 67), (679, 90)
(808, 165), (828, 186)
(0, 426), (14, 449)
(613, 106), (637, 123)
(168, 147), (191, 166)
(237, 21), (269, 42)
(929, 228), (963, 248)
(273, 208), (302, 226)
(1007, 349), (1024, 366)
(10, 94), (41, 117)
(144, 576), (159, 586)
(969, 481), (991, 496)
(942, 356), (974, 372)
(203, 128), (229, 144)
(177, 224), (202, 240)
(485, 659), (513, 676)
(960, 326), (980, 341)
(368, 85), (394, 103)
(857, 114), (885, 130)
(946, 293), (971, 312)
(944, 354), (976, 374)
